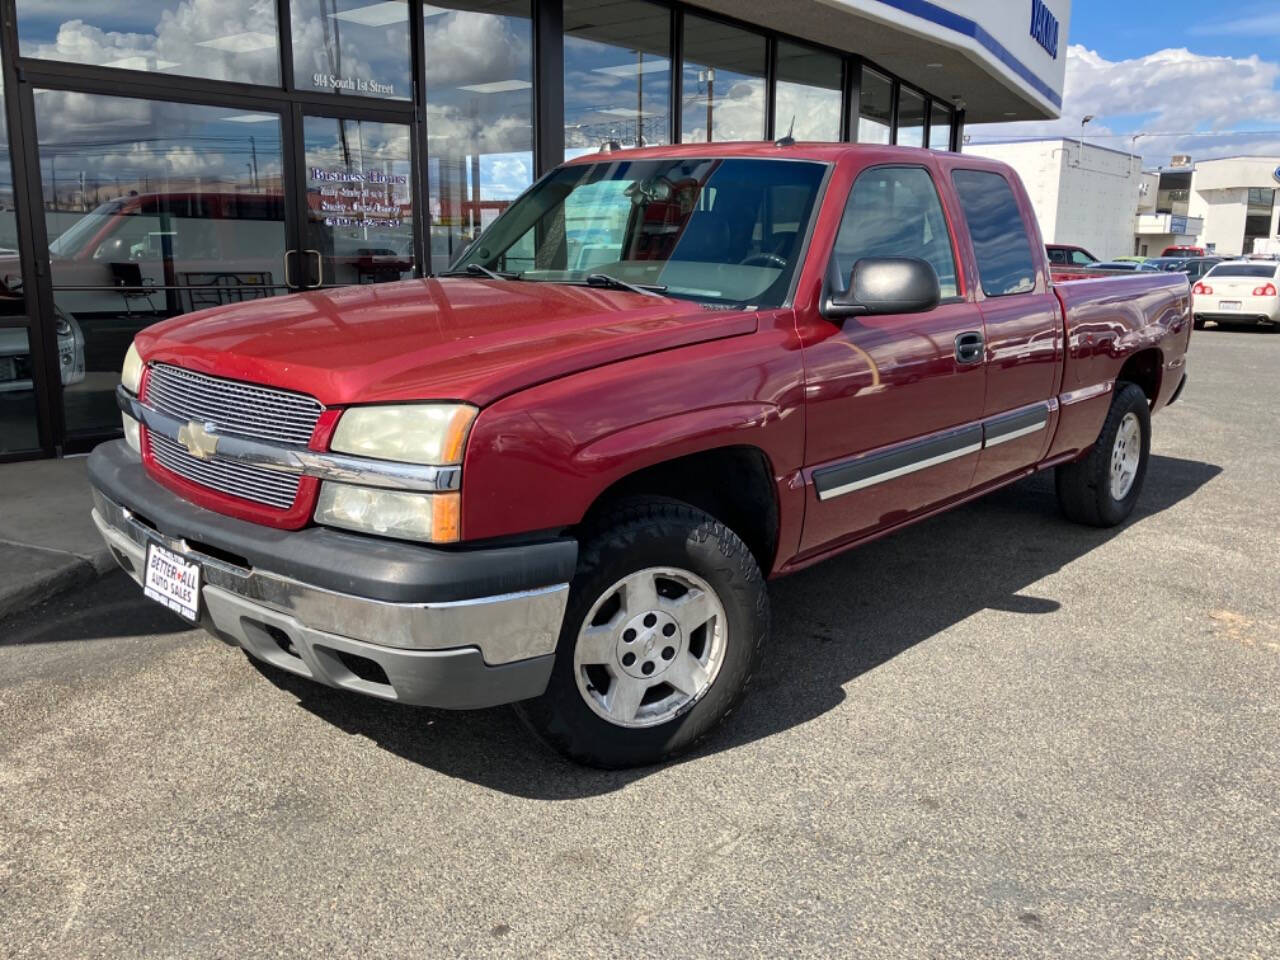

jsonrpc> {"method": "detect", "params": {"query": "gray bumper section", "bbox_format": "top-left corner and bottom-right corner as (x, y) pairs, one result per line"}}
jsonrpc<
(88, 441), (572, 709)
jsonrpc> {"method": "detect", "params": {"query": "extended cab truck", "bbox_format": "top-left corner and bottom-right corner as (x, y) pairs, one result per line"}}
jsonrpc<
(87, 143), (1191, 767)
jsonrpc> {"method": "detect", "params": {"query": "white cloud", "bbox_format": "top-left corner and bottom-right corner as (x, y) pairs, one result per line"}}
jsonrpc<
(968, 44), (1280, 162)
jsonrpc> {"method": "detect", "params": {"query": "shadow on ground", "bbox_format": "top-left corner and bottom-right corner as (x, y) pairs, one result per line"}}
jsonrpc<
(246, 453), (1221, 797)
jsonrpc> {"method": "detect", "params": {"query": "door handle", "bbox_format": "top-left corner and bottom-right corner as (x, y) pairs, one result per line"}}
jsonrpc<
(283, 249), (299, 289)
(305, 249), (324, 289)
(955, 331), (984, 365)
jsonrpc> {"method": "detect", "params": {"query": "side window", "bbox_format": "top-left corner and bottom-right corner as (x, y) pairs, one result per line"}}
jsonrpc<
(833, 166), (958, 299)
(1047, 248), (1067, 264)
(1071, 249), (1094, 266)
(952, 169), (1037, 296)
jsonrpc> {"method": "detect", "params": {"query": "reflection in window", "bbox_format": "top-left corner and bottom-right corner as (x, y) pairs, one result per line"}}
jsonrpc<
(857, 68), (892, 145)
(424, 1), (535, 272)
(774, 41), (842, 142)
(929, 100), (953, 151)
(0, 74), (41, 453)
(564, 0), (670, 154)
(459, 158), (826, 308)
(291, 0), (411, 100)
(681, 15), (766, 143)
(834, 166), (958, 299)
(952, 169), (1037, 297)
(304, 118), (415, 286)
(897, 87), (925, 147)
(32, 92), (287, 434)
(16, 0), (280, 86)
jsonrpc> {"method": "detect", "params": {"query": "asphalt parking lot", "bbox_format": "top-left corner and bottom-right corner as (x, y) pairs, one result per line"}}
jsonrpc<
(2, 327), (1278, 959)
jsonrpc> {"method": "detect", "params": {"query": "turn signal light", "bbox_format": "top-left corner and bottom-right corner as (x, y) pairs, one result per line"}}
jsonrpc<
(1252, 283), (1277, 297)
(1192, 282), (1211, 295)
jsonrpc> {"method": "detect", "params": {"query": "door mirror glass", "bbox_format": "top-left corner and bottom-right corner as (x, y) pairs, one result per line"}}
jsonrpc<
(824, 257), (940, 319)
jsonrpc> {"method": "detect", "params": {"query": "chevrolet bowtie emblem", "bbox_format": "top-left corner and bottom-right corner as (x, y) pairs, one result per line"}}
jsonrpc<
(177, 420), (220, 461)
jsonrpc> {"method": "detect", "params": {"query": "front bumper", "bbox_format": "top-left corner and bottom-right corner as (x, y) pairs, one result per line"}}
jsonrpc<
(88, 440), (575, 709)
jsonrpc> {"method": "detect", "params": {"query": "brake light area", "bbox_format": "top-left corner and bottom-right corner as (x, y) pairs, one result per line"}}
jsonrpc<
(1252, 283), (1277, 297)
(1192, 282), (1212, 295)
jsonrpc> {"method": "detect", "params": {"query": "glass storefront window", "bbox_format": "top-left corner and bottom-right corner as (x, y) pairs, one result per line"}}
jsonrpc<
(681, 15), (766, 143)
(929, 100), (953, 151)
(897, 87), (925, 148)
(1, 73), (41, 454)
(564, 0), (671, 155)
(32, 92), (287, 435)
(774, 41), (842, 142)
(857, 68), (892, 144)
(16, 1), (281, 86)
(304, 116), (415, 285)
(424, 1), (535, 273)
(291, 0), (411, 100)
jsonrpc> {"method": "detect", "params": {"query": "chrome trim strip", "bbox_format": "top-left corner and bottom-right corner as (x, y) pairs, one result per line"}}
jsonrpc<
(92, 494), (568, 664)
(1059, 381), (1113, 406)
(814, 425), (984, 501)
(984, 420), (1046, 447)
(119, 385), (462, 493)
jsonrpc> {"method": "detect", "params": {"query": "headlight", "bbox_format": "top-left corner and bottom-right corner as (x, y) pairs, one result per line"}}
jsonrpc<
(121, 341), (144, 394)
(330, 403), (477, 465)
(315, 484), (460, 543)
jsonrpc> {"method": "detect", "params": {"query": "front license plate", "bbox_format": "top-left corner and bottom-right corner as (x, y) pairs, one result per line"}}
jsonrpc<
(143, 543), (201, 622)
(1218, 300), (1242, 311)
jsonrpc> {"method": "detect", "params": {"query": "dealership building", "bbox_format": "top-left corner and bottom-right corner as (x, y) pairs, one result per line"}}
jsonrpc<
(0, 0), (1069, 461)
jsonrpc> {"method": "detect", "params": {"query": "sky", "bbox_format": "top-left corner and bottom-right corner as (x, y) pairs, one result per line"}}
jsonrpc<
(968, 0), (1280, 165)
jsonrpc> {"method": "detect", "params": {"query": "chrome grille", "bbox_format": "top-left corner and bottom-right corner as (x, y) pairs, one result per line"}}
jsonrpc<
(144, 364), (324, 510)
(149, 433), (301, 510)
(146, 364), (323, 445)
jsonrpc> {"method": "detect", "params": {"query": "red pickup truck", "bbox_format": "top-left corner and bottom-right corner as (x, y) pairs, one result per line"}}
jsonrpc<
(89, 142), (1191, 767)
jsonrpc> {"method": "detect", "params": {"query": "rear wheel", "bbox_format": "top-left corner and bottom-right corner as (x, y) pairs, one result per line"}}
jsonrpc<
(1056, 382), (1151, 527)
(515, 497), (768, 768)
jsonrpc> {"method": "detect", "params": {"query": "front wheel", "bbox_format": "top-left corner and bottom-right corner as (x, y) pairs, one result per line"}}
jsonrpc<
(515, 498), (768, 768)
(1055, 381), (1151, 527)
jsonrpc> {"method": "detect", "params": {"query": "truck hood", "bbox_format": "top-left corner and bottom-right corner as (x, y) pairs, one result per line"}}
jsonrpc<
(134, 277), (757, 407)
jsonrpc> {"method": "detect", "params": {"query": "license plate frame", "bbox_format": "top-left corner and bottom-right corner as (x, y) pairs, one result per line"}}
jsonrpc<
(1218, 300), (1242, 311)
(143, 543), (202, 622)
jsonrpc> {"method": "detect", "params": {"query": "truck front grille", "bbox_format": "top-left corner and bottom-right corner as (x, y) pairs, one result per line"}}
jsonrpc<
(144, 364), (324, 510)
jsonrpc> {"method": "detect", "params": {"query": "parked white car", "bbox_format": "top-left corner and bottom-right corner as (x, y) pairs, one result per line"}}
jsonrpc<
(1192, 261), (1280, 329)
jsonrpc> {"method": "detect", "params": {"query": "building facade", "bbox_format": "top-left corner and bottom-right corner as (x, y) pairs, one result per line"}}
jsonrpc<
(963, 137), (1143, 260)
(0, 0), (1069, 461)
(1138, 157), (1280, 257)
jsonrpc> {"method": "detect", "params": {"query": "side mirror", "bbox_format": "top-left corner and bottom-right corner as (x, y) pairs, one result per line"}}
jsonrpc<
(822, 257), (941, 320)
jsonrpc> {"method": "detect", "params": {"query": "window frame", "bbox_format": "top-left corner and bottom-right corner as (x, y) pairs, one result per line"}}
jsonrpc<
(828, 162), (966, 305)
(949, 167), (1041, 300)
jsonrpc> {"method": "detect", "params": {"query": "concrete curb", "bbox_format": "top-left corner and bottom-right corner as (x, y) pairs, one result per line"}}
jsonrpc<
(0, 547), (105, 622)
(0, 455), (118, 623)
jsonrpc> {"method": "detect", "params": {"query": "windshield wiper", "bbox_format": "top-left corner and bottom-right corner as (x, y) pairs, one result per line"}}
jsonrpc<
(438, 263), (519, 281)
(584, 273), (668, 298)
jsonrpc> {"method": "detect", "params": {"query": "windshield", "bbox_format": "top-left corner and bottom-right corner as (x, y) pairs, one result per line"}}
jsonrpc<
(47, 199), (128, 257)
(454, 157), (828, 308)
(1209, 264), (1276, 278)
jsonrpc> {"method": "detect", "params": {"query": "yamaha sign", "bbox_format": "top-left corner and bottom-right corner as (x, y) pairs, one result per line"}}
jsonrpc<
(1273, 165), (1280, 184)
(1030, 0), (1060, 59)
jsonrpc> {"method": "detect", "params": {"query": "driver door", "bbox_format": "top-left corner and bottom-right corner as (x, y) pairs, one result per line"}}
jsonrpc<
(797, 164), (987, 554)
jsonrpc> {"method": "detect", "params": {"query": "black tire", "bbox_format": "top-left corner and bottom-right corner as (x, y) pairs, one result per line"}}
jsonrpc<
(1055, 382), (1151, 527)
(515, 497), (768, 768)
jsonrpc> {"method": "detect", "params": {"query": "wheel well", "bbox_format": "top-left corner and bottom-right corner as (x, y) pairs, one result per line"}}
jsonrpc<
(1117, 348), (1162, 406)
(581, 446), (780, 572)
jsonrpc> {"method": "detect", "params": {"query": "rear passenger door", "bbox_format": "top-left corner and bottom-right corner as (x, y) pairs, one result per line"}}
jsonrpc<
(950, 168), (1063, 488)
(798, 164), (987, 554)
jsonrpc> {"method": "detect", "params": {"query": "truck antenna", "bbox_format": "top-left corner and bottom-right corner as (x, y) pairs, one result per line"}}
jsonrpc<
(775, 117), (796, 147)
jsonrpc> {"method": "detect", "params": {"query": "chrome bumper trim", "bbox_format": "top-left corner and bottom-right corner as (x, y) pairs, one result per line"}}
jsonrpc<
(92, 492), (568, 665)
(117, 385), (461, 493)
